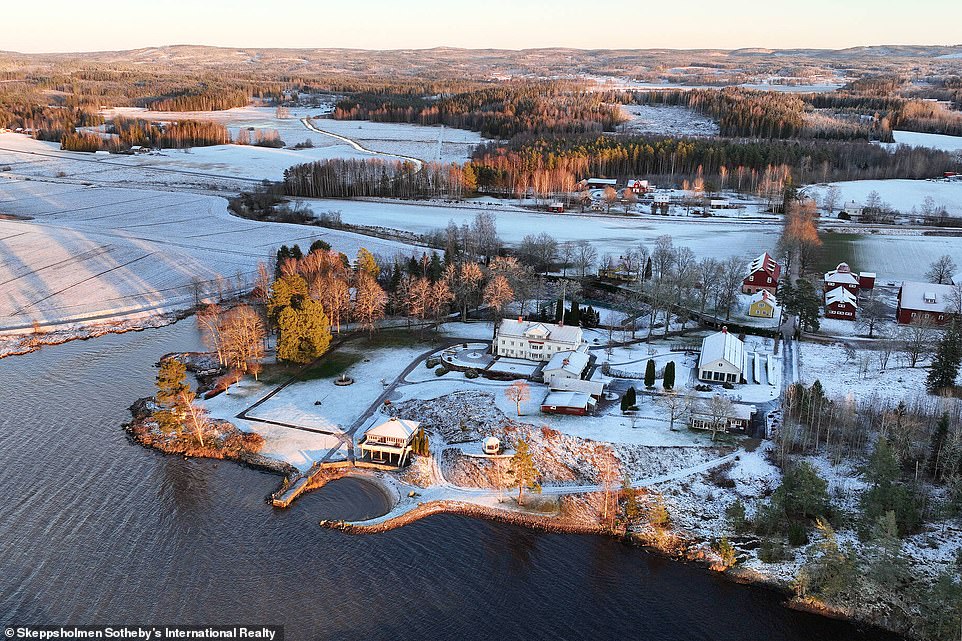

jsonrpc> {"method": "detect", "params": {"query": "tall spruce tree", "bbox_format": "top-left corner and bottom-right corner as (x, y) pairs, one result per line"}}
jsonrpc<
(663, 361), (676, 390)
(927, 323), (961, 395)
(644, 360), (656, 388)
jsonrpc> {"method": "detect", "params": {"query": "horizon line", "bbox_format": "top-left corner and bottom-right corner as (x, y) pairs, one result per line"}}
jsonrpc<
(5, 41), (962, 57)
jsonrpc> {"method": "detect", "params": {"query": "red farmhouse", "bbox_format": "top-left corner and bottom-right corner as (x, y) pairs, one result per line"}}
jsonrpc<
(824, 286), (858, 321)
(742, 252), (781, 295)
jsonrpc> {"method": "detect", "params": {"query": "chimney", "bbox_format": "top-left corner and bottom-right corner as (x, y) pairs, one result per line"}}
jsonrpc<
(518, 316), (523, 323)
(722, 326), (728, 334)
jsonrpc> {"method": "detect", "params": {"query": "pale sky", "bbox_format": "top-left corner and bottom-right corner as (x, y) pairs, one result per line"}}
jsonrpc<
(12, 0), (961, 53)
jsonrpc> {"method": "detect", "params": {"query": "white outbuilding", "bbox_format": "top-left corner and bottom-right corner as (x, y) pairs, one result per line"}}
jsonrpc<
(697, 328), (745, 384)
(359, 417), (420, 466)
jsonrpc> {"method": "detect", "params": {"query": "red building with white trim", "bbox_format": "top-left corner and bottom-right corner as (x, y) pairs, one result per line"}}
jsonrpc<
(742, 252), (781, 295)
(824, 286), (858, 321)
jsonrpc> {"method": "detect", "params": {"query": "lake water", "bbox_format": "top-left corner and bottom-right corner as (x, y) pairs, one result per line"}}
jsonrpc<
(0, 321), (899, 640)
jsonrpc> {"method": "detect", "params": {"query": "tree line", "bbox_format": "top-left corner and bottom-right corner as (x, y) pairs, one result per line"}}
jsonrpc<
(332, 81), (628, 139)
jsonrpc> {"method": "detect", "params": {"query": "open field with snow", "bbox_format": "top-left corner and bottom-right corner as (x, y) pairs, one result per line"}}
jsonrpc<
(305, 117), (482, 163)
(100, 105), (479, 163)
(618, 104), (719, 137)
(0, 128), (408, 186)
(806, 179), (962, 218)
(0, 179), (412, 333)
(889, 130), (962, 154)
(818, 230), (962, 282)
(305, 197), (783, 260)
(797, 339), (940, 401)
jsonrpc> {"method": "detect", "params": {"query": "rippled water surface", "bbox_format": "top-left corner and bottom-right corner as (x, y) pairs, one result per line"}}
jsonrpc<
(0, 322), (898, 640)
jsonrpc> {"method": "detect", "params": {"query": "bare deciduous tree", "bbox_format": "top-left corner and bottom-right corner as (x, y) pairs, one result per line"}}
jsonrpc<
(505, 380), (531, 416)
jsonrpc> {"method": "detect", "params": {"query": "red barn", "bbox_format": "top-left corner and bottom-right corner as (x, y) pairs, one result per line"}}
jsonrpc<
(823, 262), (861, 296)
(541, 391), (596, 416)
(824, 286), (858, 320)
(896, 281), (960, 325)
(742, 252), (781, 295)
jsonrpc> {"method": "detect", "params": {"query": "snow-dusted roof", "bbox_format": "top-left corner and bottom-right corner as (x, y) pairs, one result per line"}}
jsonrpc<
(366, 417), (419, 440)
(747, 252), (779, 278)
(750, 290), (777, 307)
(586, 177), (617, 185)
(859, 272), (876, 279)
(824, 263), (860, 286)
(542, 391), (595, 408)
(699, 330), (745, 370)
(693, 403), (755, 421)
(825, 286), (857, 308)
(544, 350), (590, 376)
(899, 281), (956, 313)
(499, 319), (584, 345)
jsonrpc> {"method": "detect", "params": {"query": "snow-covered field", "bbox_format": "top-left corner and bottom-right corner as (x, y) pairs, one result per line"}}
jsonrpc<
(304, 117), (482, 163)
(304, 197), (783, 260)
(618, 104), (719, 137)
(0, 128), (405, 185)
(889, 130), (962, 154)
(0, 179), (412, 332)
(101, 106), (480, 163)
(807, 179), (962, 218)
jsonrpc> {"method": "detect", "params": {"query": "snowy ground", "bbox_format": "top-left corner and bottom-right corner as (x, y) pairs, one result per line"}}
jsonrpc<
(797, 339), (932, 401)
(304, 117), (481, 164)
(617, 105), (720, 137)
(303, 196), (783, 260)
(251, 344), (429, 433)
(201, 378), (348, 472)
(886, 130), (962, 154)
(0, 179), (412, 333)
(806, 179), (962, 218)
(100, 105), (480, 164)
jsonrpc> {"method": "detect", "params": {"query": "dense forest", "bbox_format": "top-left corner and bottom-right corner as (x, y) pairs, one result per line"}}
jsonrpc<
(332, 81), (627, 138)
(281, 132), (956, 201)
(146, 88), (250, 112)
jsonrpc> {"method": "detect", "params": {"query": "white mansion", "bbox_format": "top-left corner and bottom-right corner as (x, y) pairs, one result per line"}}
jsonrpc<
(495, 319), (585, 362)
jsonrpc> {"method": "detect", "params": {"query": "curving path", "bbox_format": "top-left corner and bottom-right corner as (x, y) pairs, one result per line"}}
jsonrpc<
(299, 118), (424, 170)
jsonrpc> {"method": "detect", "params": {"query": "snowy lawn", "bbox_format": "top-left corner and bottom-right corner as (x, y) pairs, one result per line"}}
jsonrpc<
(797, 339), (932, 400)
(249, 343), (430, 432)
(201, 378), (347, 472)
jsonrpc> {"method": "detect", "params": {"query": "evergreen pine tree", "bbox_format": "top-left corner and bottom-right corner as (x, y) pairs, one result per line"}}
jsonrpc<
(644, 360), (656, 388)
(663, 361), (676, 390)
(861, 436), (921, 536)
(290, 244), (303, 260)
(555, 298), (564, 322)
(276, 298), (332, 364)
(643, 257), (652, 280)
(407, 256), (420, 276)
(620, 473), (642, 535)
(620, 386), (637, 411)
(566, 298), (581, 326)
(309, 239), (331, 254)
(927, 323), (961, 395)
(356, 247), (380, 278)
(509, 438), (541, 506)
(427, 252), (444, 282)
